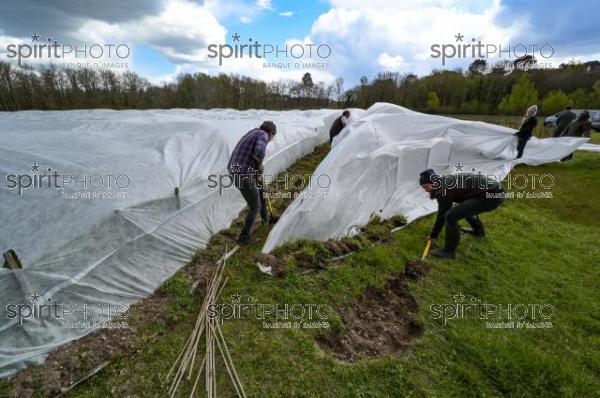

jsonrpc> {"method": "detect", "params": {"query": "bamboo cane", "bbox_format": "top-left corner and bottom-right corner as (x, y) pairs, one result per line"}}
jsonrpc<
(167, 245), (241, 397)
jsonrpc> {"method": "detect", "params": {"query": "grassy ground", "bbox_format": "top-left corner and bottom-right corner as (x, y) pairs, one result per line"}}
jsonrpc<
(1, 119), (599, 398)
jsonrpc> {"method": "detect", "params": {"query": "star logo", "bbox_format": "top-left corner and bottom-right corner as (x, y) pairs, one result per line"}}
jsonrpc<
(453, 293), (465, 302)
(230, 293), (242, 303)
(454, 33), (464, 42)
(232, 33), (241, 41)
(231, 162), (243, 173)
(30, 33), (41, 42)
(30, 162), (40, 172)
(30, 292), (41, 302)
(454, 163), (464, 172)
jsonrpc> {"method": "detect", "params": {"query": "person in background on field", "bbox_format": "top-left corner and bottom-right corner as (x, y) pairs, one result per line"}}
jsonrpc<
(419, 169), (505, 259)
(553, 105), (576, 137)
(515, 104), (538, 159)
(559, 111), (592, 161)
(329, 110), (351, 145)
(228, 121), (277, 245)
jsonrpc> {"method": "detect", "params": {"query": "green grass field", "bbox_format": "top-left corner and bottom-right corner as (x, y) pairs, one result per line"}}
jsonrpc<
(1, 119), (598, 398)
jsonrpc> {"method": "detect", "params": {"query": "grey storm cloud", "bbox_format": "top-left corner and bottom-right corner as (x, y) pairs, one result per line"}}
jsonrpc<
(0, 0), (165, 39)
(0, 0), (219, 65)
(147, 35), (203, 55)
(495, 0), (600, 56)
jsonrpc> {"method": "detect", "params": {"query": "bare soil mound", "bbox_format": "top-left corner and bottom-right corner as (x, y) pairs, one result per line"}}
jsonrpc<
(317, 277), (422, 362)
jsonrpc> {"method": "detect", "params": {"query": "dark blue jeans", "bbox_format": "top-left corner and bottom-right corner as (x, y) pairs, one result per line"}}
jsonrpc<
(516, 135), (530, 158)
(237, 177), (268, 238)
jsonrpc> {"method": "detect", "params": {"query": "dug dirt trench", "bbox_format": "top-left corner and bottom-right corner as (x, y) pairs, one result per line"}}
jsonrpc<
(317, 261), (430, 362)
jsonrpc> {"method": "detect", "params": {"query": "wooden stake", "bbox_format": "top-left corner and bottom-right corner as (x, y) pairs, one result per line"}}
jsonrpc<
(167, 245), (243, 397)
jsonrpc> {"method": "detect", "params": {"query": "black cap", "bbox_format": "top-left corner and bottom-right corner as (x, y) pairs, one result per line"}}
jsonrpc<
(419, 169), (437, 185)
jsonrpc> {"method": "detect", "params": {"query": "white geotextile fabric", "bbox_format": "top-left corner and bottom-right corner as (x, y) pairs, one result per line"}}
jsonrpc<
(579, 143), (600, 152)
(262, 103), (590, 252)
(0, 108), (331, 377)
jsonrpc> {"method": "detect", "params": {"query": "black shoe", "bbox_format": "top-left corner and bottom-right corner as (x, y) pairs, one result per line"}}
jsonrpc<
(433, 226), (460, 259)
(465, 216), (485, 237)
(262, 215), (280, 225)
(460, 227), (485, 238)
(431, 249), (455, 259)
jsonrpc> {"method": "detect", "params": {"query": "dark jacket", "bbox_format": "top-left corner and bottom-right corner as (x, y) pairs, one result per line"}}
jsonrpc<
(515, 116), (537, 138)
(228, 128), (268, 176)
(561, 119), (592, 138)
(329, 115), (345, 137)
(553, 110), (576, 137)
(429, 174), (503, 238)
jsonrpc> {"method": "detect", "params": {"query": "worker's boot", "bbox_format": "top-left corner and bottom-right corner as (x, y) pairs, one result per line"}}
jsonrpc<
(463, 216), (485, 237)
(431, 227), (459, 259)
(262, 214), (279, 225)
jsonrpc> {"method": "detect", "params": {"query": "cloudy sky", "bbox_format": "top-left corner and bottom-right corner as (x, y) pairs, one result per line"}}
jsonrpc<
(0, 0), (598, 87)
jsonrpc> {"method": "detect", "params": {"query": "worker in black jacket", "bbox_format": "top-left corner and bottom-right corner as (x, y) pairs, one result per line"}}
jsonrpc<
(329, 110), (351, 145)
(553, 106), (576, 137)
(419, 169), (505, 259)
(515, 105), (538, 159)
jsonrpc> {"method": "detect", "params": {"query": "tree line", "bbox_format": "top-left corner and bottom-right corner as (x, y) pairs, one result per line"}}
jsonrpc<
(0, 63), (339, 111)
(347, 59), (600, 115)
(1, 59), (599, 115)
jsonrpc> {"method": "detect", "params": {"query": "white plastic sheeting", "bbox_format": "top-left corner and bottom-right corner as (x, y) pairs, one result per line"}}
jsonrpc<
(0, 108), (331, 377)
(580, 143), (600, 152)
(263, 103), (590, 252)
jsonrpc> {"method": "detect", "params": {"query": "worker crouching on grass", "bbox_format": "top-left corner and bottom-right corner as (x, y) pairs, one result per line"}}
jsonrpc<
(419, 169), (505, 259)
(228, 121), (277, 245)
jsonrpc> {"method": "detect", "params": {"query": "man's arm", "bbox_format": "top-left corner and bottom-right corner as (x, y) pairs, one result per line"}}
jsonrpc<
(583, 121), (592, 138)
(430, 197), (452, 238)
(252, 133), (268, 172)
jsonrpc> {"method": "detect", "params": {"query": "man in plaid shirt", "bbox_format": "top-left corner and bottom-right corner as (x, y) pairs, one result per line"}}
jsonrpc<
(228, 121), (277, 245)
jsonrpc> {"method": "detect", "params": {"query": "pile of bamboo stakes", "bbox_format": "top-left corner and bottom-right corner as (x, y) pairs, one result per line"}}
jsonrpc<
(167, 245), (246, 398)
